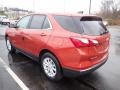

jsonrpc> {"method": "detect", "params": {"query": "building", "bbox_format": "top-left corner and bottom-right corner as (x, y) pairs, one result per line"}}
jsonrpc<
(0, 6), (32, 19)
(5, 7), (33, 19)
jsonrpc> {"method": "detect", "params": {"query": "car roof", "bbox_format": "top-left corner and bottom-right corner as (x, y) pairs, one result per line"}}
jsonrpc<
(26, 13), (99, 18)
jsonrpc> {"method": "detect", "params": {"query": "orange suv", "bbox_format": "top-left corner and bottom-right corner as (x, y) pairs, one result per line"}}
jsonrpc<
(5, 13), (110, 81)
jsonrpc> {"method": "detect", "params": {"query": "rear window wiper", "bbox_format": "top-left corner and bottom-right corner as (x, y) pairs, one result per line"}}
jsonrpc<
(100, 31), (108, 35)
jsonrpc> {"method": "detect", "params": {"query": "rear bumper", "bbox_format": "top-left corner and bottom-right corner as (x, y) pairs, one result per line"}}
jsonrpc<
(62, 58), (107, 77)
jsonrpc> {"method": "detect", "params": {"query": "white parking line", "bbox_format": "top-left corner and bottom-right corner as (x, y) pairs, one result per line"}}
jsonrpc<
(0, 57), (29, 90)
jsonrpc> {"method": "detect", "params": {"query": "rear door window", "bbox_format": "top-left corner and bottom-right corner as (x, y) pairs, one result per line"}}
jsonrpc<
(29, 15), (45, 29)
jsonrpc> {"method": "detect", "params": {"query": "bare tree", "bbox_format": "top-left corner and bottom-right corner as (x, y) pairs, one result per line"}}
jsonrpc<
(100, 0), (120, 19)
(100, 0), (113, 18)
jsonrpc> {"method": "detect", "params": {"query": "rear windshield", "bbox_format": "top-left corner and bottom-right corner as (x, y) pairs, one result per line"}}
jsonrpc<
(54, 15), (108, 35)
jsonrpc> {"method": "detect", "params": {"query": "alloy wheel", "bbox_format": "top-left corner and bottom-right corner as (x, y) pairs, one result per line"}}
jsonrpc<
(42, 57), (57, 78)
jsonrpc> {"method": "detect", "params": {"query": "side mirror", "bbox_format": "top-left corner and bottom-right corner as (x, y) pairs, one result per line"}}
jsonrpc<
(9, 23), (18, 28)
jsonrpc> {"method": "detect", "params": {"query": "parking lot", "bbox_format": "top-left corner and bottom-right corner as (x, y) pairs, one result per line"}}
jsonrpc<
(0, 25), (120, 90)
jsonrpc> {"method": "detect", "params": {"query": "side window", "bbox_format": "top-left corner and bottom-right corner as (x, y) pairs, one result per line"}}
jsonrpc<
(17, 16), (31, 28)
(29, 15), (45, 29)
(42, 17), (51, 29)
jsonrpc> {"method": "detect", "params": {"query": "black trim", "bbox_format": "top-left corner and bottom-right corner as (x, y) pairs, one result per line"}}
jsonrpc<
(62, 58), (107, 77)
(80, 16), (102, 21)
(15, 47), (39, 62)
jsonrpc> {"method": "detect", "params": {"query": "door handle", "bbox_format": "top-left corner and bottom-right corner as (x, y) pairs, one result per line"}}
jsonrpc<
(40, 33), (46, 36)
(22, 37), (25, 40)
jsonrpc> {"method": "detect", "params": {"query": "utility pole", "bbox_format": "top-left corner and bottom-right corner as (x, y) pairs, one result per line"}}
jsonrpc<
(89, 0), (91, 14)
(33, 0), (35, 12)
(64, 0), (66, 13)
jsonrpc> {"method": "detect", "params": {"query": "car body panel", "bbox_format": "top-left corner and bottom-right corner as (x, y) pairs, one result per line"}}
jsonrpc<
(6, 13), (110, 73)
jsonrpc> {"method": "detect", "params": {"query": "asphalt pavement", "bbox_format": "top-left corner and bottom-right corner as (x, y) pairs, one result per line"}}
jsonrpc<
(0, 25), (120, 90)
(0, 58), (21, 90)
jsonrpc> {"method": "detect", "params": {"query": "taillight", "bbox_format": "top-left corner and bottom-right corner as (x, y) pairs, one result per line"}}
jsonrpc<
(70, 37), (98, 48)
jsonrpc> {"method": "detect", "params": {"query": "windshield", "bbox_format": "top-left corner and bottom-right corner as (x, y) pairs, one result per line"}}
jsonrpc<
(54, 15), (108, 36)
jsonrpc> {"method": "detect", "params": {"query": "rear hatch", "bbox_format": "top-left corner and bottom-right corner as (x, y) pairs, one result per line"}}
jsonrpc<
(79, 16), (110, 55)
(54, 15), (110, 66)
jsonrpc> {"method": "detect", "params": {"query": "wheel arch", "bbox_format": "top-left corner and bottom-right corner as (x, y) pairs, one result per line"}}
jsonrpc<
(39, 49), (62, 68)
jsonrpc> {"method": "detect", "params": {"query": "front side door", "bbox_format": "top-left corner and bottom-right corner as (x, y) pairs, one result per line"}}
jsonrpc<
(21, 14), (52, 56)
(14, 15), (31, 50)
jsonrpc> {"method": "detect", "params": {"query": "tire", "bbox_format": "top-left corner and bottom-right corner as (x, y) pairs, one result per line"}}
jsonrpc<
(41, 52), (63, 81)
(6, 37), (16, 53)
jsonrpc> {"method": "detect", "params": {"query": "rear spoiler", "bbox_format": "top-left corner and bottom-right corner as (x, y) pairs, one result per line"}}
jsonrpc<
(80, 16), (102, 21)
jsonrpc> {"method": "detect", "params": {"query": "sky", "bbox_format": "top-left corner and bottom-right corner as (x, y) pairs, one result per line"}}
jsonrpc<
(0, 0), (103, 14)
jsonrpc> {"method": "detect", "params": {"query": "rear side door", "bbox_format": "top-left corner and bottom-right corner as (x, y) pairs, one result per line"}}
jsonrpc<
(13, 15), (31, 50)
(21, 14), (52, 56)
